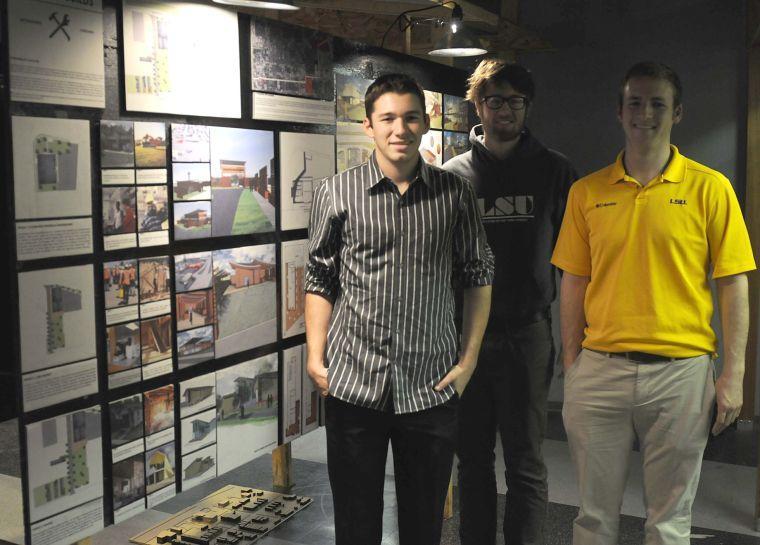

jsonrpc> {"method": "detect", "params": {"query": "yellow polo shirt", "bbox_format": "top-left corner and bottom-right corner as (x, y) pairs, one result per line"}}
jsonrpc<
(551, 145), (756, 357)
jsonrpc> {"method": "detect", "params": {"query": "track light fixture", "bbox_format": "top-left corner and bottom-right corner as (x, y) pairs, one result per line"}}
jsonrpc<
(380, 1), (487, 58)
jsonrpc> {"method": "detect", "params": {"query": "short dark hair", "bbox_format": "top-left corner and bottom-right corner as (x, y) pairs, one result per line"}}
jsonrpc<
(618, 61), (682, 108)
(466, 59), (535, 104)
(364, 73), (426, 119)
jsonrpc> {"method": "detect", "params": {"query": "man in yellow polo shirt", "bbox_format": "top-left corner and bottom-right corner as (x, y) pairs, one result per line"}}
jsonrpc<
(551, 61), (755, 545)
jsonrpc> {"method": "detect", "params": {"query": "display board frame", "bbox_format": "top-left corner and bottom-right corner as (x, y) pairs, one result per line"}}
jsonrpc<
(2, 4), (471, 544)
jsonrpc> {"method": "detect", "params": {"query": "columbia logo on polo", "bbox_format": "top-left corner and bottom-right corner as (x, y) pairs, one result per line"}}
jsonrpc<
(595, 201), (617, 208)
(670, 199), (687, 205)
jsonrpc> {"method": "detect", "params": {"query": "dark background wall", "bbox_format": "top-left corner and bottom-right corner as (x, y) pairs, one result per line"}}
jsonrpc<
(516, 0), (747, 202)
(512, 0), (750, 407)
(0, 1), (471, 422)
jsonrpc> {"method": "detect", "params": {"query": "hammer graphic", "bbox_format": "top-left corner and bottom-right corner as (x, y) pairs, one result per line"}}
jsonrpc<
(49, 12), (71, 41)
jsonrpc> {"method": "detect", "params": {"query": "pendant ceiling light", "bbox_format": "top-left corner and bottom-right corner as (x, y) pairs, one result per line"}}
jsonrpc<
(380, 2), (487, 58)
(212, 0), (300, 10)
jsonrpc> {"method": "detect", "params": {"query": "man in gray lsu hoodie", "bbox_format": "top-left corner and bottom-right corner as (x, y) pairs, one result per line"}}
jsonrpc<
(443, 60), (577, 545)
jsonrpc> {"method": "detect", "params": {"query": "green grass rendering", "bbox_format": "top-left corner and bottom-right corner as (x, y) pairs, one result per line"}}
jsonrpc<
(231, 190), (273, 234)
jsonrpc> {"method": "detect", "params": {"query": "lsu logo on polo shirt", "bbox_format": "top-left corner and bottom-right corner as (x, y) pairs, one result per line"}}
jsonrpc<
(479, 195), (534, 223)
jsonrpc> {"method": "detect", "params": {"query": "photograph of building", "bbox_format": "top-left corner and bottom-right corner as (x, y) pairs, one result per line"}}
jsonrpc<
(215, 354), (278, 473)
(443, 94), (470, 132)
(176, 289), (215, 331)
(250, 18), (334, 101)
(181, 443), (216, 491)
(110, 394), (143, 448)
(134, 121), (166, 168)
(336, 73), (371, 123)
(212, 245), (276, 357)
(443, 131), (471, 162)
(100, 120), (135, 168)
(174, 201), (212, 240)
(210, 126), (275, 236)
(183, 454), (215, 481)
(112, 454), (145, 510)
(139, 257), (171, 304)
(424, 90), (443, 130)
(172, 162), (211, 201)
(106, 322), (141, 374)
(145, 442), (175, 495)
(140, 315), (172, 365)
(174, 252), (213, 293)
(336, 122), (374, 172)
(144, 385), (174, 436)
(282, 239), (307, 338)
(179, 373), (216, 419)
(282, 345), (302, 443)
(180, 407), (217, 454)
(177, 325), (215, 369)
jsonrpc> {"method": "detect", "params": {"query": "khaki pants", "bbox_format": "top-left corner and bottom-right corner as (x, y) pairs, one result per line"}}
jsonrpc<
(563, 349), (715, 545)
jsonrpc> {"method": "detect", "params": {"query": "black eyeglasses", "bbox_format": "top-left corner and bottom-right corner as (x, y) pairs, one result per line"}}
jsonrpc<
(481, 95), (529, 111)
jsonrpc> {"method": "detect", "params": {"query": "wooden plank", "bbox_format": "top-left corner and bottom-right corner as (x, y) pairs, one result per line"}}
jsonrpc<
(443, 474), (454, 519)
(272, 443), (293, 491)
(500, 0), (519, 23)
(746, 46), (760, 421)
(748, 43), (760, 530)
(750, 0), (760, 47)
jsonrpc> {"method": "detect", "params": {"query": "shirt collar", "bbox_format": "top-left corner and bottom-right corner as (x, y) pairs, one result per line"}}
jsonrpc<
(608, 144), (686, 185)
(365, 151), (430, 189)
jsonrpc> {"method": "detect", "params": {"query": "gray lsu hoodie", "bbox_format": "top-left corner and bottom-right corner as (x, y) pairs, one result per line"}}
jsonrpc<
(443, 124), (577, 325)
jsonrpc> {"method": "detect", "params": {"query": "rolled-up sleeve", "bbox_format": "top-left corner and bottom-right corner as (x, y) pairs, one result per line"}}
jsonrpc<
(454, 180), (494, 287)
(305, 178), (342, 298)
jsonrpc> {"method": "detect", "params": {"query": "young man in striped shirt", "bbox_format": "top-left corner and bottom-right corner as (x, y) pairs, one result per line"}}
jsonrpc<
(305, 73), (494, 545)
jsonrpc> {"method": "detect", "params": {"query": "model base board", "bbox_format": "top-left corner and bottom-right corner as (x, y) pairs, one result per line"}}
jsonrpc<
(130, 485), (312, 545)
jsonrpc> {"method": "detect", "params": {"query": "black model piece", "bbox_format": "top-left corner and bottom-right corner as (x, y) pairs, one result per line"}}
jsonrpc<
(130, 485), (313, 545)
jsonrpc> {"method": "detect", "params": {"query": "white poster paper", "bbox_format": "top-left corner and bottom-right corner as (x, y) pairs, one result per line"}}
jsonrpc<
(26, 407), (103, 523)
(279, 133), (335, 231)
(281, 239), (307, 338)
(336, 122), (375, 172)
(181, 444), (217, 492)
(252, 93), (336, 125)
(216, 354), (278, 473)
(282, 345), (303, 444)
(123, 1), (241, 118)
(22, 358), (98, 413)
(30, 498), (104, 545)
(16, 218), (93, 261)
(8, 0), (105, 108)
(12, 116), (92, 220)
(18, 265), (96, 374)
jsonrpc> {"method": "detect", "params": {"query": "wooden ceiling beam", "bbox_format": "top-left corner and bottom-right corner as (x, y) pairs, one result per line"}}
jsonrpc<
(750, 0), (760, 48)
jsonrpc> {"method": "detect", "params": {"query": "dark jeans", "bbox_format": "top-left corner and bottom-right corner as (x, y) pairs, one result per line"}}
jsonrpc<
(458, 318), (554, 545)
(325, 395), (458, 545)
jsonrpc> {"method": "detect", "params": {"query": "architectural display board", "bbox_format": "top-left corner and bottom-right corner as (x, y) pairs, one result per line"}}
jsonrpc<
(6, 7), (470, 545)
(122, 1), (241, 118)
(8, 0), (105, 108)
(279, 133), (335, 231)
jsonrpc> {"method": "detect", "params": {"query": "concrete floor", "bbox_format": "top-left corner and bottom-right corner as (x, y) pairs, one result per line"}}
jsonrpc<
(1, 412), (758, 545)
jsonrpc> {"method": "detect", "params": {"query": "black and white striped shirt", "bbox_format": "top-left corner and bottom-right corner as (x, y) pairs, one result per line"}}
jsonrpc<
(305, 153), (494, 414)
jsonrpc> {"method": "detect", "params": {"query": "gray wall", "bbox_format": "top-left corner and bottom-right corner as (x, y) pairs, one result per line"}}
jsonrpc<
(517, 0), (747, 202)
(515, 1), (751, 409)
